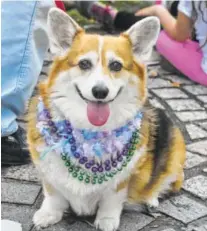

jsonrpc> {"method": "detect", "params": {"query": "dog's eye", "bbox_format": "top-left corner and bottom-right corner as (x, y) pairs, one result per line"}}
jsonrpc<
(109, 61), (122, 72)
(78, 60), (92, 70)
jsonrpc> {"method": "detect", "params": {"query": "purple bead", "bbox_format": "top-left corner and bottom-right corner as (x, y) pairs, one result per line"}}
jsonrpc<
(112, 161), (117, 167)
(67, 128), (72, 134)
(48, 120), (54, 126)
(104, 160), (110, 166)
(92, 167), (98, 173)
(103, 131), (108, 137)
(64, 135), (68, 139)
(83, 156), (88, 161)
(122, 149), (128, 156)
(126, 143), (131, 149)
(51, 127), (57, 132)
(79, 158), (85, 164)
(111, 156), (116, 162)
(85, 163), (91, 169)
(93, 133), (98, 139)
(105, 165), (111, 171)
(44, 110), (51, 119)
(74, 152), (80, 158)
(97, 133), (103, 139)
(69, 138), (75, 144)
(79, 156), (88, 164)
(98, 166), (103, 172)
(57, 133), (61, 138)
(65, 121), (71, 126)
(117, 151), (122, 157)
(128, 121), (133, 126)
(117, 156), (123, 162)
(71, 145), (76, 151)
(89, 160), (95, 166)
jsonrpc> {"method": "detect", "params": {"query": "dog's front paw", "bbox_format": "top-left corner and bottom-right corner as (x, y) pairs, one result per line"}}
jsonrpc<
(95, 216), (120, 231)
(33, 208), (63, 229)
(147, 197), (159, 208)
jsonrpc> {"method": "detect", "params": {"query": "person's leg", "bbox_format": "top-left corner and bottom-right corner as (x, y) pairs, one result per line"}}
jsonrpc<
(156, 31), (207, 86)
(1, 1), (54, 165)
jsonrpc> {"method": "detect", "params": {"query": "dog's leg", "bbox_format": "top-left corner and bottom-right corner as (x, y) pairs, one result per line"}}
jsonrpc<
(172, 170), (184, 192)
(95, 188), (127, 231)
(33, 182), (69, 229)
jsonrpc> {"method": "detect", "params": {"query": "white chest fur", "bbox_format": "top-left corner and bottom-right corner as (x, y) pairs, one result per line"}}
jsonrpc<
(36, 143), (146, 215)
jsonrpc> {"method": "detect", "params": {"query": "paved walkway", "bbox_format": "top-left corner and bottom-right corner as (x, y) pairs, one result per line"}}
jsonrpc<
(2, 48), (207, 231)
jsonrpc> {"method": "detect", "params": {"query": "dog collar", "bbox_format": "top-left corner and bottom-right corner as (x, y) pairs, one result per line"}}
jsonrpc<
(36, 98), (143, 185)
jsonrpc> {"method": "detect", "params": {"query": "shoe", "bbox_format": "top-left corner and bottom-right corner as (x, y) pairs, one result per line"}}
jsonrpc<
(1, 126), (30, 166)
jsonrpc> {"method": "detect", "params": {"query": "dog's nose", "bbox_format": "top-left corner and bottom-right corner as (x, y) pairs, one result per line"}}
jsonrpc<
(92, 85), (109, 99)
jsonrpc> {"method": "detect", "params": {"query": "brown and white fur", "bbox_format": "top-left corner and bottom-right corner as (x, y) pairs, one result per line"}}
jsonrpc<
(27, 8), (186, 231)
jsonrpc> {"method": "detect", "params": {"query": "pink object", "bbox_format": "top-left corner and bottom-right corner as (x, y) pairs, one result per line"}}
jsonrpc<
(87, 102), (110, 126)
(155, 0), (162, 5)
(55, 0), (65, 11)
(156, 31), (207, 86)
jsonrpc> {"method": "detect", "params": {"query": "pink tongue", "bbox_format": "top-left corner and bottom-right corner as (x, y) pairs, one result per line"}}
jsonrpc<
(87, 102), (110, 126)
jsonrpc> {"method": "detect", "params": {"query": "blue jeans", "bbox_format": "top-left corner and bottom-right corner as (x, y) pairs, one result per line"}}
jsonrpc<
(1, 1), (54, 136)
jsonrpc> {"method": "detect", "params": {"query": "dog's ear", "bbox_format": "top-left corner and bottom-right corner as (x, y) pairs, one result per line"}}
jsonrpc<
(124, 16), (160, 61)
(47, 8), (83, 56)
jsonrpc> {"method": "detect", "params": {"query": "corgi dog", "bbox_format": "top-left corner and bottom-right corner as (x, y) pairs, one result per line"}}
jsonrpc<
(27, 8), (186, 231)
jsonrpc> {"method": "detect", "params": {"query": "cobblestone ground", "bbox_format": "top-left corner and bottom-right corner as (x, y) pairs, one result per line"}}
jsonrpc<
(2, 47), (207, 231)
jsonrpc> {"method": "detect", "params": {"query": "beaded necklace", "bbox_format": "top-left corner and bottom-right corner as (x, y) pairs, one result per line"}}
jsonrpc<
(36, 98), (143, 185)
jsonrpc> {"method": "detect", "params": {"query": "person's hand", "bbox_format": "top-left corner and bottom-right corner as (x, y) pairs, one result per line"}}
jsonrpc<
(135, 5), (163, 17)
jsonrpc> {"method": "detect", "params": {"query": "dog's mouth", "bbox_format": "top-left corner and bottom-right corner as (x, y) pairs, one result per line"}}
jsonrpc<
(75, 85), (122, 104)
(75, 85), (123, 127)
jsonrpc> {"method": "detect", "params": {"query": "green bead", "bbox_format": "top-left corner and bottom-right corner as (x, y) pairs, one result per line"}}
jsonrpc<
(92, 178), (96, 184)
(132, 138), (139, 144)
(106, 173), (112, 178)
(68, 167), (73, 172)
(85, 177), (90, 184)
(131, 145), (136, 151)
(112, 170), (117, 176)
(128, 150), (134, 156)
(104, 176), (108, 181)
(117, 166), (123, 171)
(80, 170), (85, 175)
(98, 178), (103, 184)
(78, 175), (83, 181)
(74, 166), (80, 172)
(62, 156), (66, 160)
(65, 161), (70, 167)
(122, 161), (127, 167)
(72, 172), (78, 178)
(127, 156), (131, 162)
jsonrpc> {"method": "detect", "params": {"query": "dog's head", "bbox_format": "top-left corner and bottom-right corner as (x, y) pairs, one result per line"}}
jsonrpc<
(42, 8), (160, 130)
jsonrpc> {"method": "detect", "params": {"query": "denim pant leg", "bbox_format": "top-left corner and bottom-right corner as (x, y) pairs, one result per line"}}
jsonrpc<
(1, 1), (54, 137)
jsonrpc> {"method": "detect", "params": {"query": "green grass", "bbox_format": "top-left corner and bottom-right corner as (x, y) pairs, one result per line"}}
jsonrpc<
(106, 1), (152, 11)
(68, 9), (95, 26)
